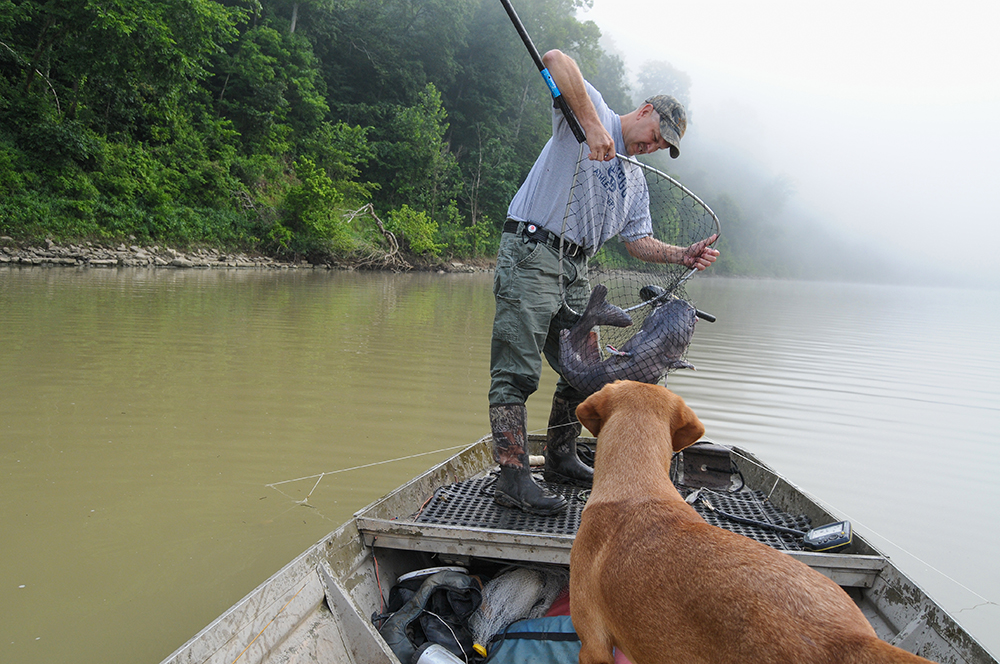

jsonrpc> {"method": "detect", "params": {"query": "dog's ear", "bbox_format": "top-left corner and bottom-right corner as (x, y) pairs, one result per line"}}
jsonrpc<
(576, 389), (608, 437)
(668, 392), (705, 452)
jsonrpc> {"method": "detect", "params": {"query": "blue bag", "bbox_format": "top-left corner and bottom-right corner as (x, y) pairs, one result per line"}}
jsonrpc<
(484, 615), (580, 663)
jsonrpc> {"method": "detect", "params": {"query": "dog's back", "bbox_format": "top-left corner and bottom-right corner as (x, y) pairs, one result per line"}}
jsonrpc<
(571, 381), (934, 664)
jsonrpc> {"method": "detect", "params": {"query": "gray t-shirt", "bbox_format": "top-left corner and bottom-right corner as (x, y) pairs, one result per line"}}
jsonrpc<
(506, 81), (652, 256)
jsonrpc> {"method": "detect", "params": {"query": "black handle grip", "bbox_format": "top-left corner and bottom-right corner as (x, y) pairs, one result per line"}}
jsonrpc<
(499, 0), (587, 144)
(695, 309), (716, 323)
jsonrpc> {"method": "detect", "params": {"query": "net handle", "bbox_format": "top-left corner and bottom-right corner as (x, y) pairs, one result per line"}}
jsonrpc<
(500, 0), (588, 144)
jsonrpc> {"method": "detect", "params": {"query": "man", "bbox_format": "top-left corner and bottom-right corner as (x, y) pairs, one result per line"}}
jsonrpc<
(489, 49), (719, 515)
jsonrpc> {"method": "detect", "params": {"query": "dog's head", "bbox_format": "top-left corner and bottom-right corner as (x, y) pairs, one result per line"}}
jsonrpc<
(576, 380), (705, 452)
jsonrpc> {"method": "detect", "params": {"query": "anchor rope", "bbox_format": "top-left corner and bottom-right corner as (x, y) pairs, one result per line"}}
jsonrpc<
(266, 444), (468, 496)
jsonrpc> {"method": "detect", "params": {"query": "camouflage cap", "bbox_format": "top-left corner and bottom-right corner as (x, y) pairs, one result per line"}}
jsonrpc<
(645, 95), (687, 159)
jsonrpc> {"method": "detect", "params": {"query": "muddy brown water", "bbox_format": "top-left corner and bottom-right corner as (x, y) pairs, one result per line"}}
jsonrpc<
(2, 267), (998, 662)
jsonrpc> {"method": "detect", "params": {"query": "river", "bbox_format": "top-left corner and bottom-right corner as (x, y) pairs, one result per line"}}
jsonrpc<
(1, 267), (998, 662)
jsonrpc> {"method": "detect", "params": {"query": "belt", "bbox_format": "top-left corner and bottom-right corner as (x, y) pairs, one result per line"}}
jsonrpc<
(503, 220), (584, 258)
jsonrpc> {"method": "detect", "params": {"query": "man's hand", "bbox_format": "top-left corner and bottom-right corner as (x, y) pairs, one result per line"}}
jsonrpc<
(681, 234), (720, 270)
(584, 123), (615, 162)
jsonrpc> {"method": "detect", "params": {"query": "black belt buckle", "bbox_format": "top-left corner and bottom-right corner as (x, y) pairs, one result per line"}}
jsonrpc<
(558, 240), (580, 258)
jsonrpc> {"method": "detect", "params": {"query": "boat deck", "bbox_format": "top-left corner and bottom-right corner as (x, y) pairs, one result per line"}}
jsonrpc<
(356, 436), (886, 589)
(414, 469), (812, 551)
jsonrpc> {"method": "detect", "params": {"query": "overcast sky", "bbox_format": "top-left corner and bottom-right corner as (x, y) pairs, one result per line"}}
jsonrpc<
(581, 0), (1000, 286)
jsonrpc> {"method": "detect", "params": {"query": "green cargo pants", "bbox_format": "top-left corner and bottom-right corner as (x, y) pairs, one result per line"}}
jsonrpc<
(489, 226), (591, 406)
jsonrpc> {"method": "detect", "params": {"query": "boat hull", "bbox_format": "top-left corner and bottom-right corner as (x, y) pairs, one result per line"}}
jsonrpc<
(160, 436), (997, 664)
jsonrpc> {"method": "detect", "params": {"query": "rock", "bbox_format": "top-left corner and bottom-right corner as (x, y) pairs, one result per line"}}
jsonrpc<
(0, 239), (358, 272)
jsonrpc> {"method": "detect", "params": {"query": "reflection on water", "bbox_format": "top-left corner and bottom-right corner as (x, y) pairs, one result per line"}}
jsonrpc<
(1, 268), (998, 662)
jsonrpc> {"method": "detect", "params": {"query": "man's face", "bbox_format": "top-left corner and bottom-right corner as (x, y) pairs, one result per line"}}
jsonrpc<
(624, 104), (673, 157)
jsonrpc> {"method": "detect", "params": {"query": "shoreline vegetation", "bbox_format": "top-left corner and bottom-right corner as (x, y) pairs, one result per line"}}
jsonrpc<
(3, 0), (894, 284)
(1, 0), (762, 282)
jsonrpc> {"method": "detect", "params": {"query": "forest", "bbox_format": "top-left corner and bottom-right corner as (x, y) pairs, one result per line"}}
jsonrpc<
(1, 0), (814, 275)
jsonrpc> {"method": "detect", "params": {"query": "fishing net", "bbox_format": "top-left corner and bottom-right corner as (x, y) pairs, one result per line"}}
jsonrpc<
(556, 150), (721, 395)
(468, 566), (568, 654)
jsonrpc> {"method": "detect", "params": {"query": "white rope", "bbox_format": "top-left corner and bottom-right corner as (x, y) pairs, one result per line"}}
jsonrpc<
(265, 444), (468, 507)
(266, 445), (468, 489)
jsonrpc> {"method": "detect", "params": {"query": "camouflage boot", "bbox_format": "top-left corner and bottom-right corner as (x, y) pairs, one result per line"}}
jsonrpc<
(490, 403), (567, 516)
(542, 394), (593, 488)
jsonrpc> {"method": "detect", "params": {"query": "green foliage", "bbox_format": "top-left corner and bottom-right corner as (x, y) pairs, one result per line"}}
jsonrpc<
(209, 21), (328, 154)
(386, 204), (444, 257)
(283, 155), (350, 251)
(0, 0), (789, 275)
(365, 83), (461, 218)
(435, 201), (499, 257)
(1, 0), (621, 260)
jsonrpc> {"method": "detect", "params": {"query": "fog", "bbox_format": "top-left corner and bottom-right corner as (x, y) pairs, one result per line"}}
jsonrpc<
(582, 0), (1000, 287)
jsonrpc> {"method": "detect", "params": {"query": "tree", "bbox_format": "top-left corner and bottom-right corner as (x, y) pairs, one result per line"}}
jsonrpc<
(367, 83), (461, 220)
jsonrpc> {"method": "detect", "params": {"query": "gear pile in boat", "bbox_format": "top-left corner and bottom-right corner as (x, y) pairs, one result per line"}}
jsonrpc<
(374, 564), (578, 663)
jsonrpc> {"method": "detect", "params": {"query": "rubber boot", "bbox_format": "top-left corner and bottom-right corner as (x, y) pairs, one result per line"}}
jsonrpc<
(490, 404), (567, 516)
(542, 394), (594, 488)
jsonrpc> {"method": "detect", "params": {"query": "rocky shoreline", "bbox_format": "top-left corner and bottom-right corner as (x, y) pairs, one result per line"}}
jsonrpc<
(0, 236), (488, 273)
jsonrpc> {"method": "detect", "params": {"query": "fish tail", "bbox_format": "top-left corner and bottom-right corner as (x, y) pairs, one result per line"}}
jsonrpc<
(583, 285), (632, 329)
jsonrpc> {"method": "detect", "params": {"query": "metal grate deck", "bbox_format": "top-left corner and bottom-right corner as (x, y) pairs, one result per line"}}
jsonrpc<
(415, 471), (812, 552)
(416, 472), (586, 535)
(686, 488), (811, 551)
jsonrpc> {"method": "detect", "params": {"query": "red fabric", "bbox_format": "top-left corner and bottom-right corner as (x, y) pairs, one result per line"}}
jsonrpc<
(546, 587), (571, 616)
(545, 586), (633, 664)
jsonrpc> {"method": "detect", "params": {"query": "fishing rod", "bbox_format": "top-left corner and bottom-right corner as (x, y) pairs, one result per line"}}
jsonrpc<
(499, 0), (587, 144)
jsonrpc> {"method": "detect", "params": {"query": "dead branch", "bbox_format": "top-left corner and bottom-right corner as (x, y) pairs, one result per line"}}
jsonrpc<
(343, 204), (411, 271)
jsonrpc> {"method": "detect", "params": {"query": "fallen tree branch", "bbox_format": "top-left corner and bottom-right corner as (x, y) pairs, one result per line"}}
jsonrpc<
(343, 204), (411, 271)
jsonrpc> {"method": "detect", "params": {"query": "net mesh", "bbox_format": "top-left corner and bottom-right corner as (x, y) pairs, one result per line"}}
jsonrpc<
(468, 566), (568, 652)
(557, 152), (720, 395)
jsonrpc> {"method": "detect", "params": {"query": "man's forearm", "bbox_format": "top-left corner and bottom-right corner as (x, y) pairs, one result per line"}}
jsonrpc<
(541, 50), (600, 129)
(541, 49), (614, 159)
(625, 236), (684, 264)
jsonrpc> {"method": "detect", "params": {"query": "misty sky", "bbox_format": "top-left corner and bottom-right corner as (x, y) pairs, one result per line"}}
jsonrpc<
(581, 0), (1000, 285)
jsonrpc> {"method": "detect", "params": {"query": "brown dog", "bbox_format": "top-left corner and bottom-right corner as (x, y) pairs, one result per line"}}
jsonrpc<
(570, 380), (934, 664)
